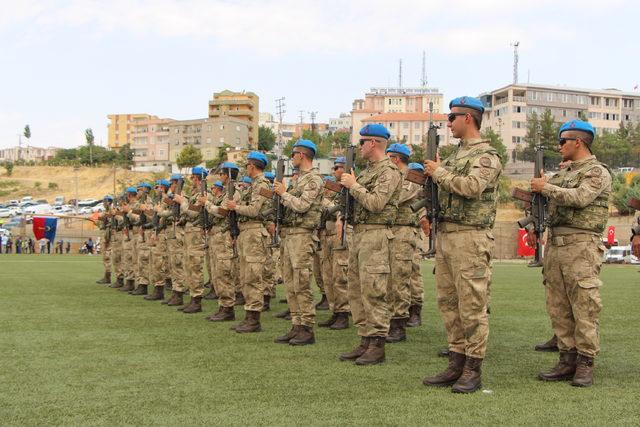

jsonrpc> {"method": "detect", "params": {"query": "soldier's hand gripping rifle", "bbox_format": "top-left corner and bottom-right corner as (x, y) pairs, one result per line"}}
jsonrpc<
(200, 170), (210, 248)
(170, 178), (185, 235)
(257, 158), (285, 247)
(323, 145), (356, 249)
(406, 103), (440, 257)
(225, 169), (240, 257)
(512, 144), (547, 267)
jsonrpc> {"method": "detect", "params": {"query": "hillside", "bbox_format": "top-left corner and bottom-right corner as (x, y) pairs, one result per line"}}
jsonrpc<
(0, 166), (161, 203)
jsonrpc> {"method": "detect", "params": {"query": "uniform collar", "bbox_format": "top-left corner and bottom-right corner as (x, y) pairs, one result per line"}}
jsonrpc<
(459, 138), (486, 149)
(567, 155), (596, 170)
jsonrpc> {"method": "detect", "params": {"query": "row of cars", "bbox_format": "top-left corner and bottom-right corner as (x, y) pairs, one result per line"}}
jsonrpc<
(604, 246), (639, 264)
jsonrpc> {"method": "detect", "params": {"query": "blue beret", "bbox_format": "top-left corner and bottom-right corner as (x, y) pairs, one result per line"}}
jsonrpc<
(360, 124), (390, 140)
(334, 156), (346, 164)
(323, 175), (336, 182)
(103, 195), (114, 201)
(137, 182), (152, 189)
(559, 119), (595, 139)
(155, 179), (170, 187)
(213, 180), (224, 189)
(386, 143), (411, 158)
(408, 162), (425, 172)
(126, 187), (137, 194)
(192, 166), (208, 177)
(264, 171), (275, 182)
(293, 139), (317, 155)
(170, 173), (183, 181)
(247, 151), (268, 167)
(220, 161), (239, 171)
(449, 96), (485, 114)
(241, 176), (253, 184)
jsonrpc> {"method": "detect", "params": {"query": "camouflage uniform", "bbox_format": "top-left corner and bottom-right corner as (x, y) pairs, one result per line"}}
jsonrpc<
(541, 155), (611, 358)
(432, 138), (502, 359)
(279, 167), (324, 328)
(162, 197), (187, 295)
(99, 216), (112, 276)
(179, 193), (206, 298)
(347, 157), (402, 338)
(409, 231), (426, 308)
(149, 201), (170, 291)
(128, 201), (151, 290)
(111, 216), (123, 282)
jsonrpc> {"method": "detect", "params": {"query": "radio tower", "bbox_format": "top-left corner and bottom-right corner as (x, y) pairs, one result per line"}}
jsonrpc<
(421, 50), (427, 87)
(398, 59), (403, 89)
(275, 97), (286, 158)
(512, 41), (520, 84)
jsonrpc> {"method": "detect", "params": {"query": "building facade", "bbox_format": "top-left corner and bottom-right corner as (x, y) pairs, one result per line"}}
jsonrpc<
(360, 112), (452, 147)
(480, 83), (640, 161)
(209, 90), (259, 148)
(328, 113), (351, 132)
(0, 146), (61, 163)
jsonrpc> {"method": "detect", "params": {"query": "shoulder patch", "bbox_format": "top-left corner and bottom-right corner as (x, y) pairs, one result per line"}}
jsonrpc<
(586, 166), (603, 177)
(479, 156), (492, 167)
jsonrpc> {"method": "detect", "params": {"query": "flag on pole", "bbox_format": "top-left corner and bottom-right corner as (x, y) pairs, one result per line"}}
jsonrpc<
(607, 226), (615, 246)
(517, 229), (536, 257)
(33, 216), (58, 242)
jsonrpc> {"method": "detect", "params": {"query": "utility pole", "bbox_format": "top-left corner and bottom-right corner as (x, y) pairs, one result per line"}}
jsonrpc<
(309, 111), (317, 136)
(512, 41), (520, 84)
(298, 110), (305, 138)
(398, 59), (403, 89)
(421, 50), (427, 87)
(275, 97), (286, 159)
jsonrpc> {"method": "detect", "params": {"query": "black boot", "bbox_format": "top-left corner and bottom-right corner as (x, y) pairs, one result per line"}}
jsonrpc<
(315, 294), (329, 310)
(130, 284), (148, 296)
(318, 312), (338, 328)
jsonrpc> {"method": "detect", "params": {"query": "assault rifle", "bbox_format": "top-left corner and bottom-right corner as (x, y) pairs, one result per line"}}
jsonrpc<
(170, 178), (185, 235)
(405, 102), (440, 257)
(257, 158), (285, 247)
(512, 142), (547, 267)
(200, 170), (210, 248)
(323, 145), (356, 248)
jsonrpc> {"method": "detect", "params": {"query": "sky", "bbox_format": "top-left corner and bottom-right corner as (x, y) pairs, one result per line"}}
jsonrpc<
(0, 0), (638, 149)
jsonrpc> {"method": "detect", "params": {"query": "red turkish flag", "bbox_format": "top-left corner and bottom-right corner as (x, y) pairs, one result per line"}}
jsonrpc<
(517, 229), (536, 256)
(607, 226), (615, 245)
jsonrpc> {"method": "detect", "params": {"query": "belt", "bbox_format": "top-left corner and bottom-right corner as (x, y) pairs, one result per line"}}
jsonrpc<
(282, 227), (313, 236)
(353, 224), (389, 233)
(238, 221), (263, 231)
(439, 222), (489, 233)
(550, 233), (598, 246)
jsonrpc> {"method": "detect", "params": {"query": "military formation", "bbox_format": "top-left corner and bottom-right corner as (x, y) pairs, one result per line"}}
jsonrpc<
(93, 96), (631, 392)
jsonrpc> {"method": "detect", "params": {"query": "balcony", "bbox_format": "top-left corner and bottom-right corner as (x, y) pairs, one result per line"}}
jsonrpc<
(513, 96), (526, 103)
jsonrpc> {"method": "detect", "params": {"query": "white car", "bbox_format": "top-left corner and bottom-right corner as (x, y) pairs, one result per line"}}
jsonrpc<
(605, 246), (630, 264)
(92, 205), (105, 213)
(23, 204), (53, 215)
(0, 208), (11, 218)
(79, 206), (94, 215)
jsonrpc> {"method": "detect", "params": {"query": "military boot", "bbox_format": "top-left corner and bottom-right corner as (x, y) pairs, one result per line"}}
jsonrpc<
(164, 278), (172, 291)
(452, 357), (483, 393)
(235, 310), (261, 333)
(339, 337), (370, 361)
(437, 348), (450, 358)
(181, 296), (203, 314)
(386, 318), (407, 343)
(318, 312), (338, 328)
(423, 351), (466, 387)
(274, 325), (300, 344)
(355, 337), (385, 365)
(96, 271), (111, 284)
(275, 309), (291, 320)
(119, 279), (135, 292)
(571, 354), (594, 387)
(234, 292), (245, 306)
(262, 295), (271, 312)
(538, 351), (577, 381)
(329, 312), (349, 330)
(165, 291), (184, 306)
(315, 294), (329, 310)
(289, 325), (315, 346)
(535, 334), (559, 352)
(144, 286), (164, 301)
(204, 287), (218, 300)
(208, 306), (235, 322)
(130, 284), (148, 296)
(407, 305), (422, 327)
(110, 277), (124, 288)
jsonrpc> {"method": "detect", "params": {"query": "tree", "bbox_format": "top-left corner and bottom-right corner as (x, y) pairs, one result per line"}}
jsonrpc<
(210, 143), (232, 168)
(116, 144), (134, 168)
(4, 161), (14, 176)
(481, 128), (508, 166)
(85, 128), (95, 166)
(176, 145), (203, 171)
(591, 132), (632, 168)
(523, 109), (560, 169)
(439, 144), (457, 160)
(258, 125), (276, 152)
(24, 125), (31, 140)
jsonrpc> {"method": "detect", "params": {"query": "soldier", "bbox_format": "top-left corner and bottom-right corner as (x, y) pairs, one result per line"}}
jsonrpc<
(96, 195), (114, 285)
(118, 187), (138, 293)
(202, 163), (241, 322)
(407, 163), (429, 328)
(632, 216), (640, 258)
(273, 139), (324, 345)
(203, 179), (224, 302)
(109, 193), (126, 289)
(172, 167), (208, 314)
(224, 151), (272, 333)
(262, 171), (277, 311)
(530, 120), (611, 387)
(338, 124), (402, 365)
(161, 174), (188, 307)
(128, 182), (153, 296)
(421, 96), (502, 393)
(385, 143), (422, 343)
(144, 179), (171, 301)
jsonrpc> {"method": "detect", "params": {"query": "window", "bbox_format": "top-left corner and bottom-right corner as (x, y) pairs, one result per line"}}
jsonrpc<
(546, 92), (553, 102)
(219, 137), (225, 143)
(625, 114), (631, 121)
(389, 122), (394, 128)
(220, 125), (225, 130)
(562, 110), (567, 117)
(513, 106), (523, 113)
(236, 125), (240, 131)
(414, 134), (421, 142)
(512, 121), (524, 129)
(590, 96), (600, 106)
(236, 137), (240, 144)
(402, 122), (409, 129)
(512, 136), (522, 144)
(414, 122), (420, 129)
(159, 150), (164, 155)
(207, 125), (212, 131)
(206, 138), (211, 144)
(175, 129), (179, 134)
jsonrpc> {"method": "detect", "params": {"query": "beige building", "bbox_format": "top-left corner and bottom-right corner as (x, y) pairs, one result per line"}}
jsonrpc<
(209, 90), (259, 148)
(329, 113), (351, 132)
(0, 145), (61, 163)
(480, 83), (640, 161)
(361, 112), (452, 147)
(351, 87), (444, 143)
(129, 117), (175, 171)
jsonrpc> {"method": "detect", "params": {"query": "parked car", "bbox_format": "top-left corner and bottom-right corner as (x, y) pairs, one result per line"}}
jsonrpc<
(624, 254), (640, 265)
(0, 208), (12, 218)
(53, 205), (72, 214)
(8, 200), (19, 206)
(78, 199), (100, 207)
(0, 227), (11, 237)
(54, 195), (65, 206)
(78, 206), (94, 215)
(20, 196), (33, 204)
(36, 199), (48, 204)
(23, 204), (53, 215)
(92, 204), (105, 213)
(605, 246), (630, 264)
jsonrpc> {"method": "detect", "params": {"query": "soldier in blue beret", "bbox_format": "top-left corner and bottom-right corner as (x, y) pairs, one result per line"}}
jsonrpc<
(408, 162), (424, 171)
(170, 173), (183, 181)
(213, 180), (224, 189)
(264, 171), (275, 183)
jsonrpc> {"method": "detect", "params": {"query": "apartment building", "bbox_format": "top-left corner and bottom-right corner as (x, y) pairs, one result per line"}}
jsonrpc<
(208, 90), (259, 148)
(360, 112), (452, 147)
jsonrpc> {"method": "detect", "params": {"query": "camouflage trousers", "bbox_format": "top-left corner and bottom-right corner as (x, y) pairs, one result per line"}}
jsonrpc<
(313, 245), (324, 294)
(122, 231), (136, 281)
(237, 222), (269, 312)
(409, 250), (424, 306)
(111, 233), (123, 279)
(435, 228), (494, 359)
(149, 229), (169, 288)
(320, 228), (350, 313)
(389, 225), (418, 319)
(183, 224), (205, 298)
(543, 233), (604, 358)
(208, 226), (237, 308)
(348, 225), (393, 338)
(102, 239), (111, 273)
(135, 228), (151, 287)
(281, 228), (317, 327)
(263, 246), (276, 297)
(168, 226), (187, 293)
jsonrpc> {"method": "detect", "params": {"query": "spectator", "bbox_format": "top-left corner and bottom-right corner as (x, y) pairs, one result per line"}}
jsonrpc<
(65, 241), (71, 254)
(6, 237), (12, 254)
(16, 237), (22, 254)
(86, 238), (94, 255)
(56, 239), (63, 254)
(39, 238), (47, 254)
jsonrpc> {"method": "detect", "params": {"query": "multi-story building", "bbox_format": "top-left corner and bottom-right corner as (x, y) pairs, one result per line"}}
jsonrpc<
(129, 117), (175, 171)
(328, 113), (351, 132)
(107, 113), (170, 150)
(351, 87), (444, 143)
(208, 90), (259, 148)
(360, 112), (452, 147)
(0, 146), (61, 163)
(480, 83), (640, 161)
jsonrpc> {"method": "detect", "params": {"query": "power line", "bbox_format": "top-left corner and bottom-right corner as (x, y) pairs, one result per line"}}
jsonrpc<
(275, 97), (285, 158)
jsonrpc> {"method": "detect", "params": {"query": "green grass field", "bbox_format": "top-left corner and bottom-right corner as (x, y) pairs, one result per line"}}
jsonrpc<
(1, 254), (639, 425)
